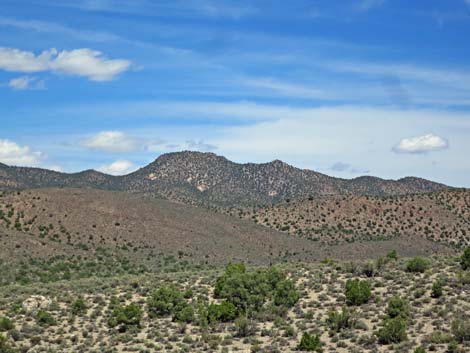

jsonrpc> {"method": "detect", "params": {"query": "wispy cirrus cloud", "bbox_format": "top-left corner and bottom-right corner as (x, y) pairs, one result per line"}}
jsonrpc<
(0, 16), (121, 42)
(41, 0), (256, 19)
(8, 76), (45, 90)
(324, 61), (470, 88)
(356, 0), (386, 11)
(0, 47), (131, 81)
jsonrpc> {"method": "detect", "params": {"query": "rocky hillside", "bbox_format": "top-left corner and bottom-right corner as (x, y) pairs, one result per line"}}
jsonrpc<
(0, 188), (453, 279)
(232, 189), (470, 247)
(0, 151), (449, 208)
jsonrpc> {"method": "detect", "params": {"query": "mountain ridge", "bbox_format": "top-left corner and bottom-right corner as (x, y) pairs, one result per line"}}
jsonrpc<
(0, 151), (451, 207)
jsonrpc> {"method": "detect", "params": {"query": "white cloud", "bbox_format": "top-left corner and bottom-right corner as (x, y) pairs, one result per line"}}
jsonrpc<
(50, 49), (131, 81)
(186, 139), (217, 151)
(81, 131), (143, 153)
(0, 17), (121, 42)
(393, 134), (449, 154)
(0, 139), (44, 166)
(0, 47), (52, 72)
(242, 77), (327, 99)
(357, 0), (386, 11)
(98, 159), (135, 175)
(0, 47), (131, 81)
(8, 76), (44, 90)
(325, 61), (470, 89)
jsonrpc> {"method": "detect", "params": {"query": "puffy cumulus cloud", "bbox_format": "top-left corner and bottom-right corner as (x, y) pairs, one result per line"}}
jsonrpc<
(393, 134), (449, 154)
(8, 76), (44, 90)
(98, 160), (135, 175)
(0, 47), (130, 81)
(0, 47), (52, 72)
(81, 131), (164, 153)
(81, 131), (142, 153)
(0, 139), (43, 166)
(50, 49), (131, 81)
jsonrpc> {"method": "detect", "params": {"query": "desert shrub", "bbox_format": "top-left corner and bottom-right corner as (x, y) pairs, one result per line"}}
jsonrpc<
(297, 332), (323, 352)
(414, 347), (426, 353)
(460, 247), (470, 270)
(214, 264), (298, 317)
(386, 296), (410, 319)
(36, 310), (56, 327)
(326, 307), (355, 332)
(108, 303), (142, 332)
(234, 317), (256, 337)
(71, 297), (87, 315)
(377, 317), (407, 344)
(406, 257), (429, 273)
(451, 318), (470, 342)
(173, 303), (194, 323)
(147, 285), (184, 318)
(0, 318), (13, 332)
(0, 334), (15, 353)
(206, 301), (237, 323)
(387, 250), (398, 260)
(431, 279), (444, 298)
(362, 262), (375, 277)
(345, 279), (371, 306)
(273, 279), (300, 307)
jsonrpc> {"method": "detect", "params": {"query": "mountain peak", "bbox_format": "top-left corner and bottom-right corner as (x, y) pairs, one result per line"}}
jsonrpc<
(0, 151), (451, 207)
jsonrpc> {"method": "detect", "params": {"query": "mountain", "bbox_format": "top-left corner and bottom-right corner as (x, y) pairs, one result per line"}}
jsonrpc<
(232, 189), (470, 247)
(0, 151), (449, 208)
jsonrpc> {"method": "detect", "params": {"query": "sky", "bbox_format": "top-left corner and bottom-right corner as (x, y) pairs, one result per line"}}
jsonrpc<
(1, 0), (470, 186)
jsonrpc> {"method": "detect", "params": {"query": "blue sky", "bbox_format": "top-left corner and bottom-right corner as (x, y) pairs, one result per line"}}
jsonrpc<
(1, 0), (470, 186)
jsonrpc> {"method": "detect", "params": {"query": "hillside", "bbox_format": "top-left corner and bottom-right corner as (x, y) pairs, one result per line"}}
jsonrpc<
(0, 188), (454, 283)
(232, 189), (470, 246)
(0, 151), (449, 208)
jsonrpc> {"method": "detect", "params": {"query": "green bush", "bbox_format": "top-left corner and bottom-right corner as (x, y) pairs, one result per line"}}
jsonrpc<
(173, 302), (194, 323)
(71, 297), (87, 315)
(326, 307), (355, 332)
(214, 264), (298, 317)
(377, 317), (407, 344)
(297, 332), (323, 352)
(386, 296), (410, 319)
(0, 317), (13, 332)
(108, 303), (142, 332)
(274, 279), (300, 307)
(387, 250), (398, 261)
(206, 301), (237, 323)
(36, 310), (56, 327)
(0, 334), (16, 353)
(234, 316), (255, 337)
(345, 279), (371, 306)
(406, 257), (429, 273)
(431, 279), (444, 298)
(451, 318), (470, 343)
(414, 347), (426, 353)
(460, 247), (470, 270)
(147, 285), (184, 318)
